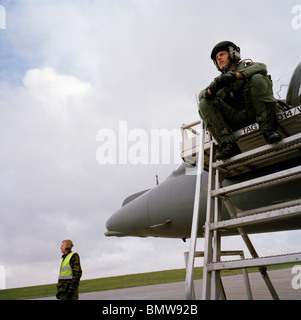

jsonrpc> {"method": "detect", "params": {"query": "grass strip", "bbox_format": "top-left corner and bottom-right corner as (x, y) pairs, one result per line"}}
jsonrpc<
(0, 263), (297, 300)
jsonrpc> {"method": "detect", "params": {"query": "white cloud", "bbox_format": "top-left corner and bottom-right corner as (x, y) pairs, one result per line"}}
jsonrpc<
(23, 67), (91, 102)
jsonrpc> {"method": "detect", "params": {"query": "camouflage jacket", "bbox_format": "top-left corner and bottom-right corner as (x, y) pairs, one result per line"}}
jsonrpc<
(57, 251), (82, 293)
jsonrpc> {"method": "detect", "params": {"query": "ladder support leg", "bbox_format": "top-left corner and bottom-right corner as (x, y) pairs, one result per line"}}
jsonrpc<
(223, 199), (279, 300)
(202, 142), (215, 299)
(212, 168), (223, 299)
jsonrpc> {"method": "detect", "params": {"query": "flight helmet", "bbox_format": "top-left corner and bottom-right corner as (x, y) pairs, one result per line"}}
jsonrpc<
(211, 41), (241, 72)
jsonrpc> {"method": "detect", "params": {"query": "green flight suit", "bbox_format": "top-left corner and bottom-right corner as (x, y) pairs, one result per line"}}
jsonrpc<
(198, 61), (278, 146)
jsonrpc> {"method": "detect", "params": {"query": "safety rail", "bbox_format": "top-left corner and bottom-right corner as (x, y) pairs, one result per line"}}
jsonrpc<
(180, 105), (301, 172)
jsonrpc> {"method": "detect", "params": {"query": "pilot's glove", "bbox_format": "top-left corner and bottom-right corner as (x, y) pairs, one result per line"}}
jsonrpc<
(207, 71), (237, 96)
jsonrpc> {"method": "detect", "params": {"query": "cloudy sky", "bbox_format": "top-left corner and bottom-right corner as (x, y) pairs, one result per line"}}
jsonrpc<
(0, 0), (301, 289)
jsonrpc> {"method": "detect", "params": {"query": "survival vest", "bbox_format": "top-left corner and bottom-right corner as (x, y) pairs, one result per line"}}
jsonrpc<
(59, 252), (76, 280)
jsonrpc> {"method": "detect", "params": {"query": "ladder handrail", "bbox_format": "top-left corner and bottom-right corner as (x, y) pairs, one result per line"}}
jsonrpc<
(184, 120), (205, 300)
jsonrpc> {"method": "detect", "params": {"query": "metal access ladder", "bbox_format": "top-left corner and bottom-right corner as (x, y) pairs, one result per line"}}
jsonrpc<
(184, 250), (252, 300)
(183, 104), (301, 300)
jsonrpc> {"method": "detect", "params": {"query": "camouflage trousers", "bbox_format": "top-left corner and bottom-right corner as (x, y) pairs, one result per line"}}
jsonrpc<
(59, 287), (79, 300)
(198, 74), (279, 146)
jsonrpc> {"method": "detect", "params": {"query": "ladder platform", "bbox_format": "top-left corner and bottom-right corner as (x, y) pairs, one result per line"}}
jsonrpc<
(206, 252), (301, 272)
(209, 204), (301, 231)
(181, 105), (301, 177)
(214, 132), (301, 178)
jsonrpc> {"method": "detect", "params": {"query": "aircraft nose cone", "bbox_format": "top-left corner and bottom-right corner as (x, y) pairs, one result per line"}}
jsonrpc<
(105, 190), (151, 237)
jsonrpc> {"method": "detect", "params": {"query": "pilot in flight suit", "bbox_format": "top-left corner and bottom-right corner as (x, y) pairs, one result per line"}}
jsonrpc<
(198, 41), (282, 160)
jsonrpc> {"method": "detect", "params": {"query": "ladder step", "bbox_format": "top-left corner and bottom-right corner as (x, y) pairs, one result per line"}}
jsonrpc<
(209, 205), (301, 230)
(211, 165), (301, 198)
(206, 252), (301, 272)
(214, 132), (301, 170)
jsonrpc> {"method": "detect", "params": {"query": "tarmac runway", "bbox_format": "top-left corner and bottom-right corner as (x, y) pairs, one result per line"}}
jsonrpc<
(38, 268), (301, 300)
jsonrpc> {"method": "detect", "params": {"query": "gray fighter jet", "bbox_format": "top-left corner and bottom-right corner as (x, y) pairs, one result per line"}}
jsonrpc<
(105, 63), (301, 240)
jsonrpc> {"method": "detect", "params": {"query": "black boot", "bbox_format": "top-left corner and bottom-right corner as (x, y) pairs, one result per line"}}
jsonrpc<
(215, 142), (241, 161)
(263, 130), (282, 144)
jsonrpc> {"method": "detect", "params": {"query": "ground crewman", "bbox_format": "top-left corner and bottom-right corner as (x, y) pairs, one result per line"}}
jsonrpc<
(56, 239), (82, 300)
